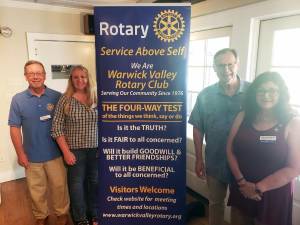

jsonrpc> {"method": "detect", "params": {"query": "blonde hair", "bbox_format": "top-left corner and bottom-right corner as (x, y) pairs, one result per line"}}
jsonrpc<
(24, 60), (46, 74)
(65, 65), (97, 106)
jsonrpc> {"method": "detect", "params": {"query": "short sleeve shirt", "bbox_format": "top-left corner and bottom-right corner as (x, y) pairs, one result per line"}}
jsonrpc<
(188, 80), (250, 183)
(8, 87), (62, 163)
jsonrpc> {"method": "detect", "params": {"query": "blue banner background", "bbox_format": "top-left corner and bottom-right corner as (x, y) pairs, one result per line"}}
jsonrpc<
(94, 5), (190, 225)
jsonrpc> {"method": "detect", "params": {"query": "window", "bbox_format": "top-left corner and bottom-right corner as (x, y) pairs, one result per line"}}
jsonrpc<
(186, 27), (231, 137)
(187, 27), (231, 117)
(256, 14), (300, 112)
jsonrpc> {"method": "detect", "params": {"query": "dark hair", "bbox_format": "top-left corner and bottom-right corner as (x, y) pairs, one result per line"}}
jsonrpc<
(243, 71), (292, 124)
(213, 48), (239, 65)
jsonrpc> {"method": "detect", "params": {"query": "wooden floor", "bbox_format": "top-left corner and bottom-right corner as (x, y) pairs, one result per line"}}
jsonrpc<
(188, 214), (209, 225)
(188, 218), (209, 225)
(186, 191), (209, 225)
(0, 178), (35, 225)
(0, 179), (73, 225)
(0, 179), (209, 225)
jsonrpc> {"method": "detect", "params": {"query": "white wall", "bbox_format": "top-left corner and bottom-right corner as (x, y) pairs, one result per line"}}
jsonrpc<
(191, 0), (266, 18)
(0, 0), (91, 183)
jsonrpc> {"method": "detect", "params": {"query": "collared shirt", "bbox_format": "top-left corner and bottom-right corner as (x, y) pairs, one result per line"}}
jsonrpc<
(8, 87), (62, 162)
(51, 94), (98, 150)
(188, 79), (250, 183)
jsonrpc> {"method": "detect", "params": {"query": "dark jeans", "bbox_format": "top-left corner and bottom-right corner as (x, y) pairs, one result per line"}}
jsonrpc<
(68, 148), (98, 222)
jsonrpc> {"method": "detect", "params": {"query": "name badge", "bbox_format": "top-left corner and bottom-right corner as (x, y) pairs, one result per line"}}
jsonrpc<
(260, 135), (276, 143)
(40, 115), (51, 121)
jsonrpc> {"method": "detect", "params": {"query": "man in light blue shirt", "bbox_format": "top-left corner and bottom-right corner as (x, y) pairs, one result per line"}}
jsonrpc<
(189, 48), (250, 225)
(8, 60), (70, 225)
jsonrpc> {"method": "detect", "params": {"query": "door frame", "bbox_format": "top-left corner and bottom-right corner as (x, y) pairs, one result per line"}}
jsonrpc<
(26, 32), (95, 60)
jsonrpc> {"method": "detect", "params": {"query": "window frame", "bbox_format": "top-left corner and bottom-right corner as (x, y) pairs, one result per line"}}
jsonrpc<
(186, 26), (232, 138)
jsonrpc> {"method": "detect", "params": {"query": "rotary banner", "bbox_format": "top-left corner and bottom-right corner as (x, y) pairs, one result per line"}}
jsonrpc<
(94, 4), (191, 225)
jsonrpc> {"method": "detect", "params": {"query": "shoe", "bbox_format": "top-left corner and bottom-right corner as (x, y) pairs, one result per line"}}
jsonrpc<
(90, 217), (98, 225)
(35, 217), (48, 225)
(75, 219), (89, 225)
(56, 214), (69, 225)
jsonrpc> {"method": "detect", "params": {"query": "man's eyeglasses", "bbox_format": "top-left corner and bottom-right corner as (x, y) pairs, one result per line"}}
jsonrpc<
(25, 72), (45, 77)
(215, 62), (237, 70)
(256, 88), (279, 97)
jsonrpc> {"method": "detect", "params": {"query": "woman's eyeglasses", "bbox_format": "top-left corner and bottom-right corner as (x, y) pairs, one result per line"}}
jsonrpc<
(256, 88), (279, 97)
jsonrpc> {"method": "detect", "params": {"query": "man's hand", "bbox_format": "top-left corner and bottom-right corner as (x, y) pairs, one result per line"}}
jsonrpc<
(63, 151), (76, 165)
(17, 152), (29, 169)
(10, 126), (30, 169)
(195, 158), (206, 179)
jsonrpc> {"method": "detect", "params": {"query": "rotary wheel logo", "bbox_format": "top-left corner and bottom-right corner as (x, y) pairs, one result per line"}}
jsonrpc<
(153, 10), (185, 43)
(47, 103), (55, 111)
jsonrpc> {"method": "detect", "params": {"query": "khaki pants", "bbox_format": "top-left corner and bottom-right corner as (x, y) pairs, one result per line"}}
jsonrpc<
(207, 176), (228, 225)
(25, 157), (70, 219)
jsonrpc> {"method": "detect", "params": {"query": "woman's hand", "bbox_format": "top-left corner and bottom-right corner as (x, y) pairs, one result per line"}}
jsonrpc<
(63, 151), (76, 165)
(239, 181), (262, 201)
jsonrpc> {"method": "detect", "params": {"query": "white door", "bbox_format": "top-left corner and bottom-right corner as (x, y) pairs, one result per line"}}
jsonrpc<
(27, 33), (95, 93)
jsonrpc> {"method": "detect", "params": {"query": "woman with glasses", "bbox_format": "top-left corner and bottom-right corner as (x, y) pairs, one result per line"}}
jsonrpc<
(51, 65), (98, 225)
(226, 71), (300, 225)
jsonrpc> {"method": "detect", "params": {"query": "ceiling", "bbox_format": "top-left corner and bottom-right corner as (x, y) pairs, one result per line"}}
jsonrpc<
(11, 0), (157, 9)
(8, 0), (264, 14)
